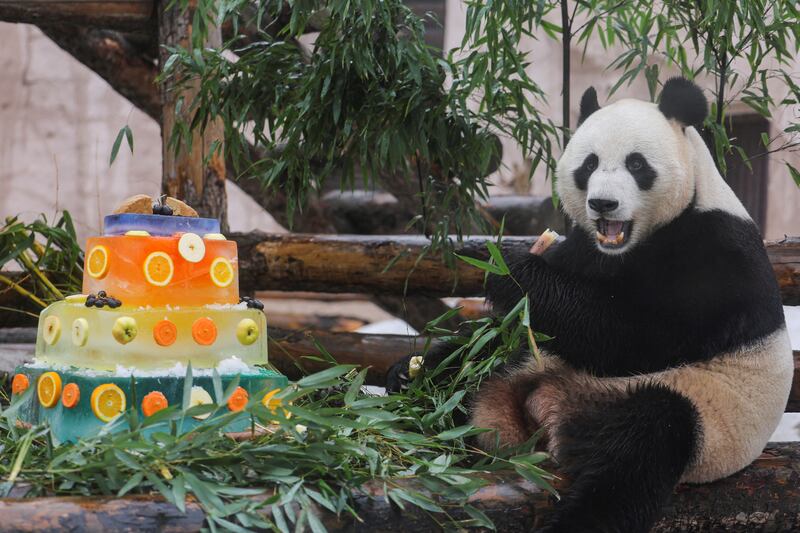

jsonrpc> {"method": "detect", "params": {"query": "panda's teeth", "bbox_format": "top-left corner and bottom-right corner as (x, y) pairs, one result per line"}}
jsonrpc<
(596, 231), (608, 244)
(614, 231), (625, 245)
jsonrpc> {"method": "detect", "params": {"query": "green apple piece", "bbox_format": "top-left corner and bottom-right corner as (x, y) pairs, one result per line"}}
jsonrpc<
(178, 232), (206, 263)
(65, 294), (88, 304)
(112, 316), (138, 344)
(190, 386), (214, 420)
(71, 317), (89, 347)
(236, 318), (260, 345)
(42, 315), (61, 345)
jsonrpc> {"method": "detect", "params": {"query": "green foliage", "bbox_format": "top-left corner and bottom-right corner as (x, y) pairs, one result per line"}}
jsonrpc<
(0, 301), (555, 531)
(162, 0), (556, 246)
(0, 213), (83, 312)
(110, 125), (134, 166)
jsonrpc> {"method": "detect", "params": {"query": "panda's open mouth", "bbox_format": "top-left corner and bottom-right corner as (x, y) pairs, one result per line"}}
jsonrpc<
(595, 219), (632, 248)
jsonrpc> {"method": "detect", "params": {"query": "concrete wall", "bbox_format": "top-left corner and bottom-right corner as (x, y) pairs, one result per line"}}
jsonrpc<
(0, 23), (281, 246)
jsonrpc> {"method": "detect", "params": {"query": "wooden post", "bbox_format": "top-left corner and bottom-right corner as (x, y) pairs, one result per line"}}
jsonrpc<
(157, 1), (228, 231)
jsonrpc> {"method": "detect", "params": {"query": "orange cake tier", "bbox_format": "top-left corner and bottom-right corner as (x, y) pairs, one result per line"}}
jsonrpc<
(82, 234), (239, 307)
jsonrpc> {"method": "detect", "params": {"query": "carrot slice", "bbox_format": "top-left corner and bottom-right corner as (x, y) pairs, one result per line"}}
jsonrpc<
(191, 317), (217, 346)
(142, 391), (169, 417)
(227, 386), (249, 412)
(153, 319), (178, 346)
(11, 374), (29, 395)
(62, 383), (80, 409)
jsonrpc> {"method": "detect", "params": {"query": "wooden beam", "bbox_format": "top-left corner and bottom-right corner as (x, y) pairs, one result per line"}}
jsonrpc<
(233, 232), (800, 300)
(0, 444), (798, 531)
(0, 1), (154, 31)
(37, 26), (160, 122)
(158, 0), (228, 231)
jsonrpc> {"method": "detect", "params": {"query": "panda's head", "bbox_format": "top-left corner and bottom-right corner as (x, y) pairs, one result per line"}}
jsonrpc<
(556, 77), (709, 254)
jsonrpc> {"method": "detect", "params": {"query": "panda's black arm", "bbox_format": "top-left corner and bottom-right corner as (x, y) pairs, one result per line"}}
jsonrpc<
(487, 252), (641, 374)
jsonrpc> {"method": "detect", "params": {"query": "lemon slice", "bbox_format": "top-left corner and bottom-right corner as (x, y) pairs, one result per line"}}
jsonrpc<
(86, 245), (110, 279)
(91, 384), (126, 422)
(209, 257), (234, 288)
(143, 251), (174, 286)
(189, 386), (213, 420)
(37, 371), (62, 408)
(71, 317), (89, 347)
(178, 233), (206, 263)
(42, 315), (61, 345)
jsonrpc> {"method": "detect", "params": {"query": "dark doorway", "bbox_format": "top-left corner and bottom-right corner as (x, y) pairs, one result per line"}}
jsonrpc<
(706, 114), (770, 233)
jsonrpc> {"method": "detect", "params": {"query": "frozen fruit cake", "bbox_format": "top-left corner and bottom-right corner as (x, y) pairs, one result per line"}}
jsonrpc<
(12, 195), (287, 442)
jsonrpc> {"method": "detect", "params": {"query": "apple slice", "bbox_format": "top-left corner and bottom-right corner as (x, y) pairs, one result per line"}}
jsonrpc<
(189, 386), (214, 420)
(178, 233), (206, 263)
(42, 315), (61, 345)
(71, 318), (89, 347)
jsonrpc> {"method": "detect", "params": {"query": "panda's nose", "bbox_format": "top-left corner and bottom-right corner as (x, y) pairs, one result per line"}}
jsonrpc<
(588, 198), (619, 214)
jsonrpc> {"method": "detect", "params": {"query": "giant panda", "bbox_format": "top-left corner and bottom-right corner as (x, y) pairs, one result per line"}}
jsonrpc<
(390, 77), (794, 532)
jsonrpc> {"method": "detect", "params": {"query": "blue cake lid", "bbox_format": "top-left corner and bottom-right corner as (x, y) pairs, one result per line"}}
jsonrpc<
(104, 214), (221, 236)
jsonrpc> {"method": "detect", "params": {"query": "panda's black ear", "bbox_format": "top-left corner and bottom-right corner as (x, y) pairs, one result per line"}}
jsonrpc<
(658, 77), (708, 128)
(578, 87), (600, 126)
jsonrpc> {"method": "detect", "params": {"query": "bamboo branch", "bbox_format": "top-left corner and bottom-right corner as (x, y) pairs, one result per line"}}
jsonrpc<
(0, 444), (798, 531)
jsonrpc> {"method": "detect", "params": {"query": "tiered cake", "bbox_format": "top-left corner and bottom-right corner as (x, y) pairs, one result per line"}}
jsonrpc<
(12, 196), (287, 442)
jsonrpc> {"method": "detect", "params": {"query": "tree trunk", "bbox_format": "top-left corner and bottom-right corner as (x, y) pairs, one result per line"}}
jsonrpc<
(157, 0), (228, 231)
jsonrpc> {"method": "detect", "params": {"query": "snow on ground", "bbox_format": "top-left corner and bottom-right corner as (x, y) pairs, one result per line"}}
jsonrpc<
(356, 307), (800, 441)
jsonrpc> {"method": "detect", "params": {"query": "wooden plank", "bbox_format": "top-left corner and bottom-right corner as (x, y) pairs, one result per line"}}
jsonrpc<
(0, 444), (798, 531)
(0, 1), (153, 31)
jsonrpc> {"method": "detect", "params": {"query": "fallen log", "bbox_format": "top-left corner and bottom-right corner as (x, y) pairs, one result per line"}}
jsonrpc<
(234, 232), (800, 301)
(0, 0), (154, 31)
(0, 443), (798, 531)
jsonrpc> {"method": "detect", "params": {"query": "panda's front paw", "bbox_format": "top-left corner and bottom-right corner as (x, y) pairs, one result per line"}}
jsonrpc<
(385, 354), (424, 393)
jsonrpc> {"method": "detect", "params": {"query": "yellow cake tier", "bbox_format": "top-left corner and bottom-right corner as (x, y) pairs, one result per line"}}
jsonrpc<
(35, 300), (267, 371)
(82, 234), (239, 307)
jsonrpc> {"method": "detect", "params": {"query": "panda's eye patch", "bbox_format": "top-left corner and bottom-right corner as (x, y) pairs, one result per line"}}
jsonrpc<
(624, 152), (657, 190)
(574, 153), (598, 190)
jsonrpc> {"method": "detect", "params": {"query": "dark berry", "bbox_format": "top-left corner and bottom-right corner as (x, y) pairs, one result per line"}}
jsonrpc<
(152, 203), (162, 214)
(98, 290), (106, 298)
(85, 296), (96, 307)
(248, 299), (264, 310)
(108, 299), (121, 309)
(94, 300), (105, 308)
(161, 204), (173, 216)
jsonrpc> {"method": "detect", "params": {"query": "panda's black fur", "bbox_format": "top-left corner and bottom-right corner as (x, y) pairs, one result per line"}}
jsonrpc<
(385, 78), (792, 532)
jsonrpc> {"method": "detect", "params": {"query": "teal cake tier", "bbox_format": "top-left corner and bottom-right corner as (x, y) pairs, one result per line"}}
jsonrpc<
(13, 365), (288, 443)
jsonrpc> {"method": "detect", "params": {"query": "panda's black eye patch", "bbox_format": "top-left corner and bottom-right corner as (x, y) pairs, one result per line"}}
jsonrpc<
(625, 152), (657, 190)
(574, 153), (598, 190)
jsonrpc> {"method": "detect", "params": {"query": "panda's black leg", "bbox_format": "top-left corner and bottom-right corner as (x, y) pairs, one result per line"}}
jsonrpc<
(539, 383), (699, 533)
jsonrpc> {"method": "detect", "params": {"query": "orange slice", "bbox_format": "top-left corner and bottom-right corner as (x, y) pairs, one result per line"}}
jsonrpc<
(11, 373), (29, 395)
(86, 245), (110, 279)
(209, 257), (234, 288)
(227, 386), (249, 412)
(91, 383), (126, 422)
(61, 383), (80, 409)
(37, 371), (62, 408)
(153, 319), (178, 346)
(143, 251), (174, 286)
(191, 317), (217, 345)
(142, 391), (168, 417)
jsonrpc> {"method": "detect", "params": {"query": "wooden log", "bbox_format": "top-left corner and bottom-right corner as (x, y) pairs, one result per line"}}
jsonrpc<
(38, 26), (160, 122)
(0, 0), (154, 31)
(0, 444), (798, 531)
(234, 232), (800, 299)
(158, 0), (228, 231)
